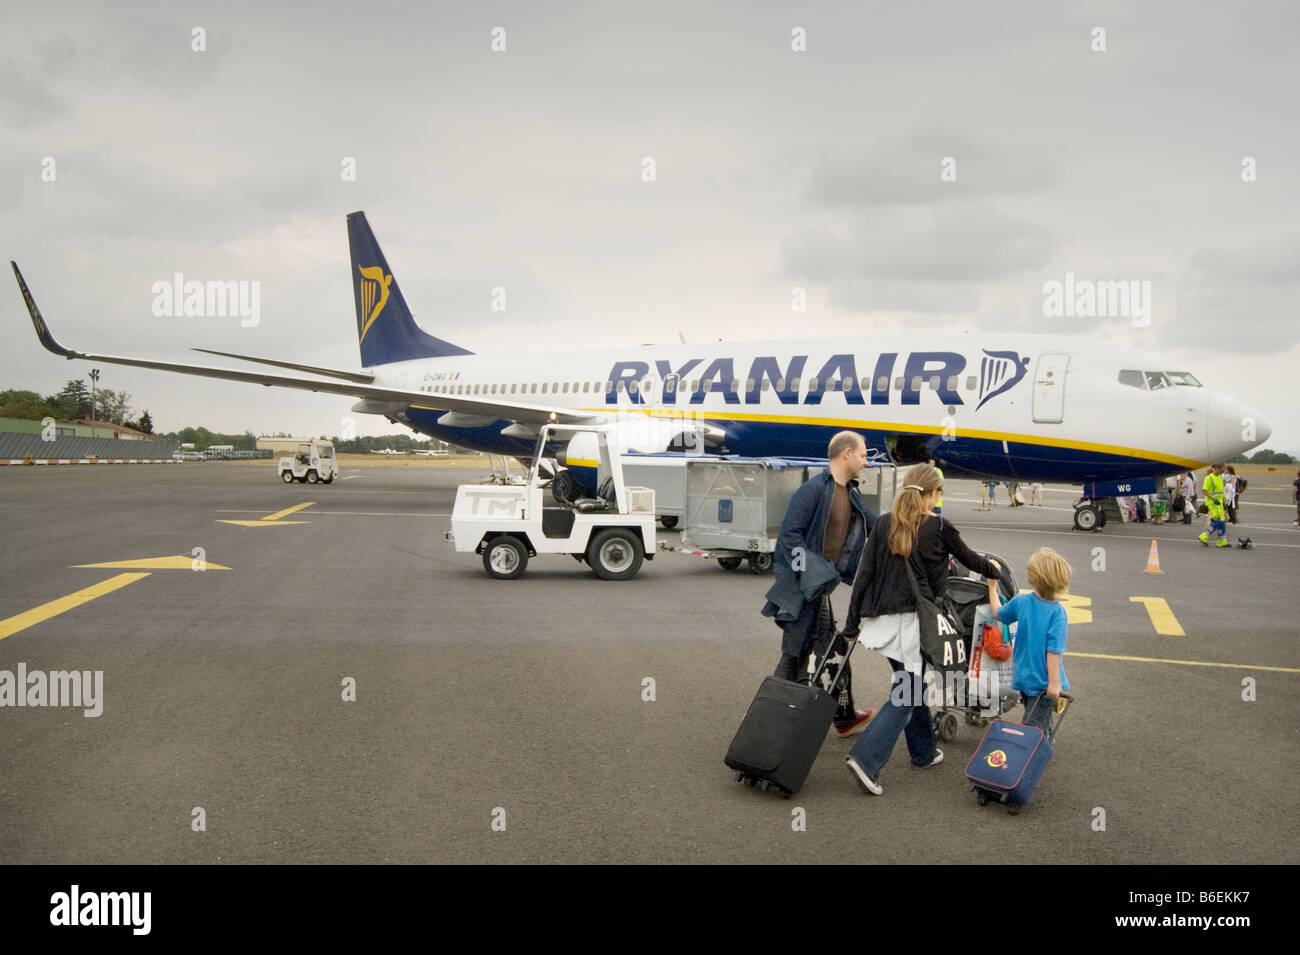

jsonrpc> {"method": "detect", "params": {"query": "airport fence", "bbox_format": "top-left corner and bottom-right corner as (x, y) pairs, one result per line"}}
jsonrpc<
(0, 433), (180, 461)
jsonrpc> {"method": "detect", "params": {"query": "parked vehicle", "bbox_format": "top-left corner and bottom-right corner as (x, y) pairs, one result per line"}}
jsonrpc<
(278, 440), (338, 484)
(445, 424), (656, 580)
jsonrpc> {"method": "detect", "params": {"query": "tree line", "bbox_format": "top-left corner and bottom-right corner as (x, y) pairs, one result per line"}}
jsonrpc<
(1, 380), (152, 433)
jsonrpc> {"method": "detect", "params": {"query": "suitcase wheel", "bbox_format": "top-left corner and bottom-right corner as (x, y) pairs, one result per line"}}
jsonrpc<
(734, 770), (745, 783)
(1007, 805), (1021, 815)
(780, 789), (792, 800)
(976, 792), (988, 806)
(744, 776), (757, 788)
(757, 779), (771, 793)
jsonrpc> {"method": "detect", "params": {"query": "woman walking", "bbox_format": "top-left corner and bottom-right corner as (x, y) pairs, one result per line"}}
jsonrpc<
(840, 463), (1004, 795)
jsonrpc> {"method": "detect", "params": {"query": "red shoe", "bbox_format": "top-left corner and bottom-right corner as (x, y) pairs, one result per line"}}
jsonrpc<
(832, 709), (875, 739)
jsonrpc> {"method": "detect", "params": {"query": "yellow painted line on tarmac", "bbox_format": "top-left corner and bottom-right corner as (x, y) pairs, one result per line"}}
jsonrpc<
(263, 502), (315, 521)
(218, 501), (314, 527)
(1129, 596), (1185, 636)
(0, 573), (151, 641)
(1070, 651), (1300, 675)
(73, 556), (230, 571)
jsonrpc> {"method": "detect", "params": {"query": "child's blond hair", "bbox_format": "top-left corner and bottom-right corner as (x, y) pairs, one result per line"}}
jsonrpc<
(1026, 547), (1071, 600)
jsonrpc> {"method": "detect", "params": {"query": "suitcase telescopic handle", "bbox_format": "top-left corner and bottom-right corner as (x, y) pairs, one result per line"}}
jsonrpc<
(1047, 692), (1073, 742)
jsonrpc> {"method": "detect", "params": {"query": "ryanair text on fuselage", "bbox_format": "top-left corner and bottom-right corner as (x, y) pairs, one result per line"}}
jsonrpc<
(601, 349), (1029, 409)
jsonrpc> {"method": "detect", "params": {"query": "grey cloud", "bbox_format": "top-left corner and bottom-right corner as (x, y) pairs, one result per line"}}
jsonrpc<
(803, 129), (1064, 208)
(783, 203), (1057, 288)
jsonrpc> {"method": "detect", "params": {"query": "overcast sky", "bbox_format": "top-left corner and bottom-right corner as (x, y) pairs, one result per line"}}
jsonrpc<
(3, 1), (1297, 452)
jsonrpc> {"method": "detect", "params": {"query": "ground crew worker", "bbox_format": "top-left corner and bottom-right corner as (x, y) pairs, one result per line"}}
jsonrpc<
(1199, 463), (1229, 548)
(928, 458), (944, 517)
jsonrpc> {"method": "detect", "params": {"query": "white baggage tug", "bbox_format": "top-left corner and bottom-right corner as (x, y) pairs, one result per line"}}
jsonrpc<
(278, 440), (338, 484)
(445, 424), (656, 580)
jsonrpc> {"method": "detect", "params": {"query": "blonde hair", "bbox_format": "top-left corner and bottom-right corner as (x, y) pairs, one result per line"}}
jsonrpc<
(888, 463), (942, 557)
(1026, 546), (1071, 600)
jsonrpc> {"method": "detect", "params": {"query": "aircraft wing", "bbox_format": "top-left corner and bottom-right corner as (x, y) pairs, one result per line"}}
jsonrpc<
(12, 262), (598, 427)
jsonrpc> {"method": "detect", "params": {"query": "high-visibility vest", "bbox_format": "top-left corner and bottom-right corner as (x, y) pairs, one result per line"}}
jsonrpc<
(1203, 473), (1224, 504)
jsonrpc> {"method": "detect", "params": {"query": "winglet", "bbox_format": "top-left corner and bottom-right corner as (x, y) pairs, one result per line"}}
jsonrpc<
(11, 262), (82, 359)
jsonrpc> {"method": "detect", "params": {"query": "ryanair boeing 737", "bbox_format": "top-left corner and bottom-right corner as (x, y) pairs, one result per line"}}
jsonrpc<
(11, 211), (1270, 529)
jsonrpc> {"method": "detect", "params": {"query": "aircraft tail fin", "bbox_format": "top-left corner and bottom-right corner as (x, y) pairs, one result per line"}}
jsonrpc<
(347, 211), (473, 366)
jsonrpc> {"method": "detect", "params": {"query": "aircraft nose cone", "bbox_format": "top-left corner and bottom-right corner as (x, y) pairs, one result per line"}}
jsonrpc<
(1206, 392), (1270, 462)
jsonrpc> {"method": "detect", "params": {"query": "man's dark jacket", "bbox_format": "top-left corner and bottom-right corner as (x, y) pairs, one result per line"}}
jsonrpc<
(761, 469), (875, 624)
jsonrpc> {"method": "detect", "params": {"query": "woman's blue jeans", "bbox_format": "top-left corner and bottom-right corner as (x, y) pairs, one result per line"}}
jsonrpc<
(847, 657), (938, 778)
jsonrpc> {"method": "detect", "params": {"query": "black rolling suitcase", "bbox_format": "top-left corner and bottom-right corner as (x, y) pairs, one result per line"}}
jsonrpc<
(724, 600), (859, 798)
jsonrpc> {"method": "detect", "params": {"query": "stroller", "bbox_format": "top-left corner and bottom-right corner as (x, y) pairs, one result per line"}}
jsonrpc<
(930, 552), (1020, 743)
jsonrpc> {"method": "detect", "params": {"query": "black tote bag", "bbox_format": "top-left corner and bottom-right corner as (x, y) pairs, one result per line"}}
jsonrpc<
(903, 558), (968, 673)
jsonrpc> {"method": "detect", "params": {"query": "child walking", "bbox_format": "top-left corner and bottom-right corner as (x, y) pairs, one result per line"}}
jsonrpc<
(986, 547), (1072, 734)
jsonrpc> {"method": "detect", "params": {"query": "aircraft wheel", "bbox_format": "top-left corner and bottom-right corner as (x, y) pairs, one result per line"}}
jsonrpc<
(747, 552), (774, 574)
(322, 474), (334, 484)
(482, 536), (528, 580)
(306, 470), (320, 484)
(280, 471), (294, 484)
(659, 515), (679, 529)
(1073, 505), (1099, 531)
(718, 556), (743, 571)
(587, 528), (644, 580)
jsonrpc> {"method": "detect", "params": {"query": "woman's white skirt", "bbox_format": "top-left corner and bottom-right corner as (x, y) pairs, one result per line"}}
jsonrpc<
(857, 611), (923, 675)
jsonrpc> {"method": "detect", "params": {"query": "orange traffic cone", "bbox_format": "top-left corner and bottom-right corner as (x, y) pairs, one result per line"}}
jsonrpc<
(1144, 540), (1162, 574)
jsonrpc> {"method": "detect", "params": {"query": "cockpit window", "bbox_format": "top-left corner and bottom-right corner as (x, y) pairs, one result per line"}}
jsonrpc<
(1120, 369), (1201, 390)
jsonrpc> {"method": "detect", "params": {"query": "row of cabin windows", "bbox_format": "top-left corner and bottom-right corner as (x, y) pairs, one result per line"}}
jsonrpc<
(419, 375), (986, 397)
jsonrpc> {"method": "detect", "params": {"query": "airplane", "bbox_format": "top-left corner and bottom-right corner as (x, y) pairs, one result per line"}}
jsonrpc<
(410, 449), (448, 457)
(369, 447), (403, 455)
(11, 211), (1271, 529)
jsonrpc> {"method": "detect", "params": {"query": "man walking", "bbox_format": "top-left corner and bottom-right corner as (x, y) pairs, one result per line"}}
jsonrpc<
(763, 431), (877, 738)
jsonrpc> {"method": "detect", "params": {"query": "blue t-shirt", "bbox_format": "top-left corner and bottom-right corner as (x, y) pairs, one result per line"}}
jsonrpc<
(996, 593), (1070, 695)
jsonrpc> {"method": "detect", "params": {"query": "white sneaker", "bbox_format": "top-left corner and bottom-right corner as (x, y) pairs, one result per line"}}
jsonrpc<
(846, 756), (883, 795)
(914, 748), (944, 769)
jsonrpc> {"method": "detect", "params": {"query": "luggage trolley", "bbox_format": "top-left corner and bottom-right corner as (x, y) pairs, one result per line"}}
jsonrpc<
(930, 551), (1020, 743)
(661, 455), (898, 574)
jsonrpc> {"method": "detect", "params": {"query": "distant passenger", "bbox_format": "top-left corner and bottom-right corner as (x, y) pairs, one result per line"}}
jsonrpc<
(1180, 472), (1197, 524)
(1223, 466), (1239, 524)
(763, 431), (877, 738)
(1228, 466), (1247, 524)
(1293, 469), (1299, 528)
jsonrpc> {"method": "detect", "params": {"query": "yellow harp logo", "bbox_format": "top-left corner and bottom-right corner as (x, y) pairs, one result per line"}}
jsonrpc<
(357, 265), (393, 342)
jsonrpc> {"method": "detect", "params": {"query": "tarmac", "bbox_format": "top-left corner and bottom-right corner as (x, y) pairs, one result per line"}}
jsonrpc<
(0, 461), (1296, 863)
